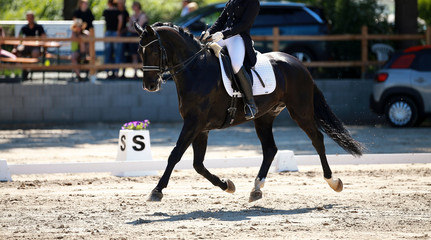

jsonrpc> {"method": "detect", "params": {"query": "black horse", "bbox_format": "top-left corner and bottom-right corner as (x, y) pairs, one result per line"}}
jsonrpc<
(134, 22), (363, 202)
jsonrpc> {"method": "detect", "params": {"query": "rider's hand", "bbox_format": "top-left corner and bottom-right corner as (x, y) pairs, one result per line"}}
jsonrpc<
(211, 32), (224, 42)
(200, 31), (209, 41)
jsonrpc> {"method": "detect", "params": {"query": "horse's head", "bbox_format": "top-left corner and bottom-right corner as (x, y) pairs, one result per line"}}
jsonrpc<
(134, 22), (165, 92)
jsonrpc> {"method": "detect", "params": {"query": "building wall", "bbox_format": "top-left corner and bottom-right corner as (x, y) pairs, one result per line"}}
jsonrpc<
(0, 79), (380, 126)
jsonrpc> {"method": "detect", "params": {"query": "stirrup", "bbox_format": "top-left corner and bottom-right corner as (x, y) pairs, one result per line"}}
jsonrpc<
(244, 104), (257, 120)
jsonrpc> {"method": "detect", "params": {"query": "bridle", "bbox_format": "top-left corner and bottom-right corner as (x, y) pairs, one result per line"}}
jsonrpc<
(138, 26), (207, 80)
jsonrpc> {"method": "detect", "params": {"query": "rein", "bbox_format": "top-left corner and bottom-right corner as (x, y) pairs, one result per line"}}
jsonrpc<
(139, 27), (207, 80)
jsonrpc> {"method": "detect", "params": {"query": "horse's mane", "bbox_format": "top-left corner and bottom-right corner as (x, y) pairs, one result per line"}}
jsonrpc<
(148, 22), (202, 48)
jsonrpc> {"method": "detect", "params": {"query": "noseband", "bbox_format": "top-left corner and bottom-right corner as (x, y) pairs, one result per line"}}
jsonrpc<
(138, 26), (207, 80)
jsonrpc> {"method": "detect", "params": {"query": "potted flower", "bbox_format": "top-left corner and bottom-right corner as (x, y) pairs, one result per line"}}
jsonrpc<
(115, 120), (156, 177)
(121, 120), (150, 131)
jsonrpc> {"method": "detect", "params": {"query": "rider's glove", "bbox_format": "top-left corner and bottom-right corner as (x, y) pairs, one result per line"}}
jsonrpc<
(200, 31), (209, 41)
(211, 32), (224, 42)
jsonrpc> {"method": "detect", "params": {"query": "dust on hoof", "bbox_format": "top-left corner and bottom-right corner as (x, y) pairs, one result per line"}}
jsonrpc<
(224, 179), (236, 194)
(147, 189), (163, 202)
(249, 189), (262, 202)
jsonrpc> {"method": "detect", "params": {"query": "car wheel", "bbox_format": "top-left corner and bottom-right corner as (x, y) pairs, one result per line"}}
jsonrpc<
(384, 96), (418, 127)
(287, 47), (315, 62)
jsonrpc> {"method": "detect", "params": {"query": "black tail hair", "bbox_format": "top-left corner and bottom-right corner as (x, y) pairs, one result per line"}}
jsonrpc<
(313, 84), (364, 156)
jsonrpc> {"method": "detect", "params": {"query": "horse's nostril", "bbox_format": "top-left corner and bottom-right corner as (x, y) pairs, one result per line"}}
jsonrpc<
(148, 83), (157, 91)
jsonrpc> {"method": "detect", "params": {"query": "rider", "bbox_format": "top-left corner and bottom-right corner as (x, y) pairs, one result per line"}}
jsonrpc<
(201, 0), (260, 120)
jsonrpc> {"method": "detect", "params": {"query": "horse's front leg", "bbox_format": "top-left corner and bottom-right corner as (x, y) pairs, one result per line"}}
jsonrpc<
(192, 131), (235, 193)
(250, 114), (278, 202)
(147, 120), (200, 202)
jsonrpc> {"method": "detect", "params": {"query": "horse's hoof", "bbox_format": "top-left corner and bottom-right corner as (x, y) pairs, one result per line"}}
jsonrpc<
(224, 179), (236, 194)
(333, 178), (343, 192)
(147, 189), (163, 202)
(249, 190), (262, 202)
(325, 177), (343, 192)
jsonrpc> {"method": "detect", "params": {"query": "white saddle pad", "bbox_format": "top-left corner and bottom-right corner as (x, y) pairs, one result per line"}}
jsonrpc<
(219, 52), (276, 97)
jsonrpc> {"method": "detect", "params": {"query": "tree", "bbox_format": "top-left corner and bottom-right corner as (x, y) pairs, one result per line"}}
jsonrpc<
(395, 0), (419, 49)
(63, 0), (79, 20)
(418, 0), (431, 26)
(0, 0), (63, 20)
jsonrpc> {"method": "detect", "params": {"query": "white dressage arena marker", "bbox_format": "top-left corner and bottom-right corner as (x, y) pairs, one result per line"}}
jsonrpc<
(0, 160), (12, 182)
(274, 150), (298, 172)
(114, 129), (157, 177)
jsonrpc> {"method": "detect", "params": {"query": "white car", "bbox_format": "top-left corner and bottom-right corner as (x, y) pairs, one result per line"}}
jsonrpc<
(370, 45), (431, 127)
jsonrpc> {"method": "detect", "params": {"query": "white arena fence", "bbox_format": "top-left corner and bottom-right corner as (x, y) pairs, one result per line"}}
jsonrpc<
(1, 152), (431, 182)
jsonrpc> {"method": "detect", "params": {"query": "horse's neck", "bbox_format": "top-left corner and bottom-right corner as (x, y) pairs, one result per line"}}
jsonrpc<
(164, 33), (202, 64)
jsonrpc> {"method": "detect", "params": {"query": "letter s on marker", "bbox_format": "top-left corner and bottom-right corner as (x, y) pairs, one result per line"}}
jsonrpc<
(120, 135), (126, 151)
(132, 135), (146, 151)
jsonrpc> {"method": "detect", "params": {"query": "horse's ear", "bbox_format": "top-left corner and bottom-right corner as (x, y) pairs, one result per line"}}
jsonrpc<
(145, 25), (155, 36)
(134, 21), (144, 36)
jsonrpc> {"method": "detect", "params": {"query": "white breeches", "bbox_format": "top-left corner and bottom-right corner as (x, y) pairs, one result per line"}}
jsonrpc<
(216, 35), (245, 74)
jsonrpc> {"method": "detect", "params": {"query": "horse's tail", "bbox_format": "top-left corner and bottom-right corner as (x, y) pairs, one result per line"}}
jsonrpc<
(313, 84), (364, 157)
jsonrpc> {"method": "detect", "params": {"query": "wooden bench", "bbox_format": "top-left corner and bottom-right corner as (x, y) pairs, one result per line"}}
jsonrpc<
(45, 52), (91, 62)
(1, 49), (39, 80)
(0, 57), (39, 64)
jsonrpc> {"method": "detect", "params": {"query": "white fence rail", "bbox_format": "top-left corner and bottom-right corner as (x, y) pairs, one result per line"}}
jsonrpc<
(1, 152), (430, 182)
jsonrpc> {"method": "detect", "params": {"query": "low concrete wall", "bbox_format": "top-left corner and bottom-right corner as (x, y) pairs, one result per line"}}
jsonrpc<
(0, 79), (380, 125)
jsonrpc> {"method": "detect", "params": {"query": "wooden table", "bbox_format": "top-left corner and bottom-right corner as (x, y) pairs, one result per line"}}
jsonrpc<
(1, 40), (61, 48)
(1, 40), (62, 81)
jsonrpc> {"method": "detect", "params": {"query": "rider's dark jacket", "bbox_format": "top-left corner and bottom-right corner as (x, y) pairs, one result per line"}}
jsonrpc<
(208, 0), (260, 70)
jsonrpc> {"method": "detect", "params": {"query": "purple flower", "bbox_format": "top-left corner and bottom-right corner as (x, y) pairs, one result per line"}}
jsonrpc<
(121, 120), (150, 130)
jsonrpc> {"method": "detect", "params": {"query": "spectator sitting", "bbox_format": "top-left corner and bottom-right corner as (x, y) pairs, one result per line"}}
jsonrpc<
(15, 11), (46, 59)
(71, 19), (89, 82)
(127, 1), (148, 78)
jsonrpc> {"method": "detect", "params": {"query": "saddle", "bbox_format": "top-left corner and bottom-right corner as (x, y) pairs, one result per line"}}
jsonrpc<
(217, 46), (265, 92)
(219, 48), (238, 90)
(208, 43), (276, 126)
(208, 42), (276, 98)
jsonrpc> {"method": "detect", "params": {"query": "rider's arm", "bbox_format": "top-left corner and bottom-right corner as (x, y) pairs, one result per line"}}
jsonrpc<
(208, 7), (228, 34)
(221, 0), (259, 39)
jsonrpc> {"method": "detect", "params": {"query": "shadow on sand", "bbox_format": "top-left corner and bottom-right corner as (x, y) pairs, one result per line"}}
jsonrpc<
(126, 204), (335, 225)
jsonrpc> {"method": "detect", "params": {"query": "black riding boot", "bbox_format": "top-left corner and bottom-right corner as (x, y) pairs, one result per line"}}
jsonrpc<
(235, 66), (258, 120)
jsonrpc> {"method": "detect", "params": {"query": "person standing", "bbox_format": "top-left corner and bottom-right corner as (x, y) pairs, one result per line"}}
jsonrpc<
(202, 0), (260, 120)
(102, 0), (122, 78)
(72, 0), (94, 31)
(72, 0), (94, 80)
(70, 19), (89, 81)
(116, 0), (129, 78)
(127, 1), (148, 78)
(180, 0), (191, 17)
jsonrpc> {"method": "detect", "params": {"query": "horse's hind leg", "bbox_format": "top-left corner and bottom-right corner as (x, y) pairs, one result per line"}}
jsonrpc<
(192, 131), (235, 193)
(249, 114), (278, 202)
(289, 109), (343, 192)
